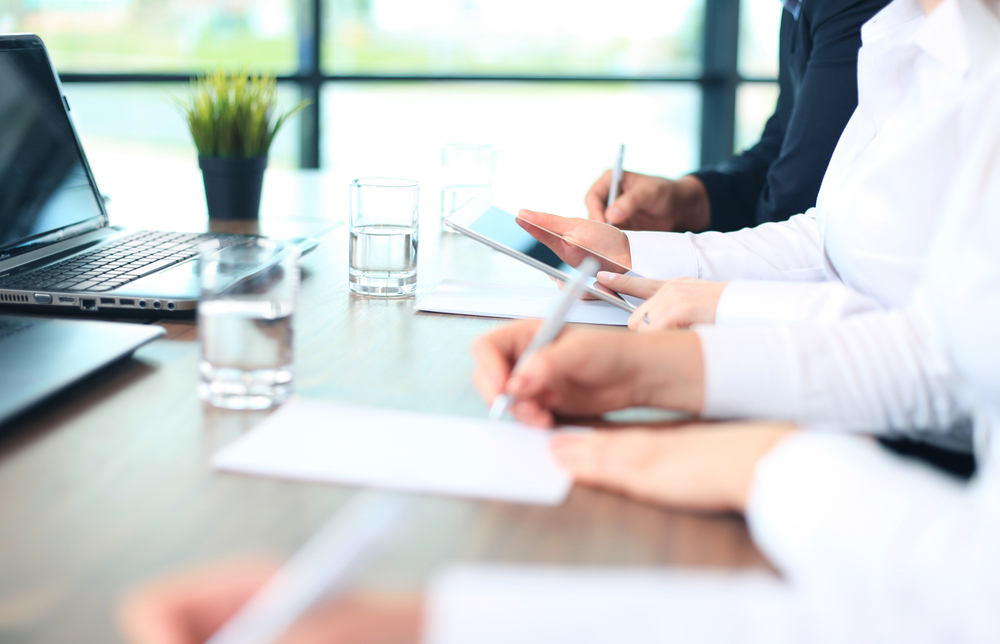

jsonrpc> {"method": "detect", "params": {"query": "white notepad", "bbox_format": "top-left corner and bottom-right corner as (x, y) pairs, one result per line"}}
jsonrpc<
(415, 280), (632, 326)
(212, 400), (573, 506)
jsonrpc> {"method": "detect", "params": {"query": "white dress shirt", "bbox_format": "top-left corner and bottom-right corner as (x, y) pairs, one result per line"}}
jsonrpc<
(423, 2), (1000, 640)
(625, 0), (979, 329)
(689, 0), (1000, 435)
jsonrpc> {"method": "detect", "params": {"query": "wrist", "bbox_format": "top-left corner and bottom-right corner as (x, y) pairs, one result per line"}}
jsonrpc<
(674, 175), (711, 232)
(629, 331), (706, 413)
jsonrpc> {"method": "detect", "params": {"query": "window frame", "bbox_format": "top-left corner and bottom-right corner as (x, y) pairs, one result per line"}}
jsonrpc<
(56, 0), (777, 169)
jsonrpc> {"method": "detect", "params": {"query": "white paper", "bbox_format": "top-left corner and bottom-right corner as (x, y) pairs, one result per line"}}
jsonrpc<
(415, 280), (632, 326)
(212, 400), (572, 506)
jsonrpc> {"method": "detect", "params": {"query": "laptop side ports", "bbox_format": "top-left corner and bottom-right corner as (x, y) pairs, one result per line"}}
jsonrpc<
(80, 298), (98, 311)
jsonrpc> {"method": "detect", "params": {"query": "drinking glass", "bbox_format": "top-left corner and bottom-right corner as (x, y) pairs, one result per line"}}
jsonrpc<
(349, 178), (420, 296)
(198, 238), (299, 410)
(440, 144), (494, 222)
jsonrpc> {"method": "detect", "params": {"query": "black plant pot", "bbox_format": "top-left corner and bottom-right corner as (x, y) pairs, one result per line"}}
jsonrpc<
(199, 155), (268, 220)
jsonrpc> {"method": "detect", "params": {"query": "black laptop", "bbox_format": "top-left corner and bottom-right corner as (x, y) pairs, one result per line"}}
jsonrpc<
(0, 34), (314, 315)
(0, 313), (164, 427)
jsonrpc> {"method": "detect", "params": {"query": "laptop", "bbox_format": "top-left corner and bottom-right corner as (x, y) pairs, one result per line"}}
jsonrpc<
(0, 313), (164, 427)
(0, 34), (316, 315)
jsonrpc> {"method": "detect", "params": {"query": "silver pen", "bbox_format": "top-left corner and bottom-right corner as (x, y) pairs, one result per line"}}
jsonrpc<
(489, 257), (600, 421)
(606, 144), (625, 211)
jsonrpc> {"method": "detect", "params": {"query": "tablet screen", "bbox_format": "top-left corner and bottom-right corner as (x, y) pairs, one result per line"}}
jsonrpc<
(465, 206), (630, 298)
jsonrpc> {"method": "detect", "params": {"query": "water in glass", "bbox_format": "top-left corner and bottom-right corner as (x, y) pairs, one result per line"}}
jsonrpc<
(349, 224), (418, 296)
(199, 298), (294, 410)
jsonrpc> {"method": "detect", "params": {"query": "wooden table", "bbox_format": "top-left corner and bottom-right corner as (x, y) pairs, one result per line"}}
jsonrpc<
(0, 169), (768, 643)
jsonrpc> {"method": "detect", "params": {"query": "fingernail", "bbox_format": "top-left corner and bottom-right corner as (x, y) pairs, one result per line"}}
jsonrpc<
(607, 206), (623, 221)
(596, 271), (616, 283)
(508, 374), (526, 393)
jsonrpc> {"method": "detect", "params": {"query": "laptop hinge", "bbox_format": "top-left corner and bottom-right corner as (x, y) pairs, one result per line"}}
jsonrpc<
(0, 228), (117, 277)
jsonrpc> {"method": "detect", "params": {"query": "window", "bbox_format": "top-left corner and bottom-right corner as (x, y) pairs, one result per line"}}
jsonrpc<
(6, 0), (297, 72)
(322, 0), (703, 76)
(4, 0), (782, 173)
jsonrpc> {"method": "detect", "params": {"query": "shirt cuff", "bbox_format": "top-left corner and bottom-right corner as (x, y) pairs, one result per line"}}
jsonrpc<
(717, 281), (886, 328)
(622, 230), (699, 280)
(695, 325), (801, 419)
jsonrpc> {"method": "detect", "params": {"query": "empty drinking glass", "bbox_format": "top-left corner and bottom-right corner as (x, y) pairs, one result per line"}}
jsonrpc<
(349, 178), (419, 297)
(440, 143), (494, 222)
(198, 238), (299, 410)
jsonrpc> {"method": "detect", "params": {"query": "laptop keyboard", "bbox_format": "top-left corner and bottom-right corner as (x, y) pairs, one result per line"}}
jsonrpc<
(0, 231), (226, 293)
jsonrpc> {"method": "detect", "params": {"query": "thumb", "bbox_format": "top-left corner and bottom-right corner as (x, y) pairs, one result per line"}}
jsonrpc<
(517, 209), (573, 235)
(596, 272), (663, 299)
(605, 178), (648, 225)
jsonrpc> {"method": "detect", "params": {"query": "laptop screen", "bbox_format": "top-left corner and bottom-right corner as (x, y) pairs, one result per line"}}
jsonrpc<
(0, 37), (106, 260)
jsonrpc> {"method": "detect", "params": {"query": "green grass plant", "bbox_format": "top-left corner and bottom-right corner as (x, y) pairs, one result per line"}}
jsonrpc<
(175, 68), (308, 158)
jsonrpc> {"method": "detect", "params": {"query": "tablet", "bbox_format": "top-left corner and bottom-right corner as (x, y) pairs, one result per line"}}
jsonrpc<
(445, 199), (635, 312)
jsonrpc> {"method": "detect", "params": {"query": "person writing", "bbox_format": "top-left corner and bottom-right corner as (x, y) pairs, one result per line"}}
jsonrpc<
(528, 0), (993, 333)
(119, 35), (1000, 639)
(588, 0), (890, 233)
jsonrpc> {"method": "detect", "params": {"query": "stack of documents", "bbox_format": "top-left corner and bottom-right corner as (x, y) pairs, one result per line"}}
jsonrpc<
(213, 400), (573, 506)
(415, 280), (631, 326)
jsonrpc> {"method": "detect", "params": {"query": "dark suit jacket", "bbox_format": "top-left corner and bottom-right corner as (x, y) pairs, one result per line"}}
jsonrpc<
(693, 0), (892, 232)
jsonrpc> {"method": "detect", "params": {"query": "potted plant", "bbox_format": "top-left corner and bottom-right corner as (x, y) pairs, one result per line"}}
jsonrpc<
(175, 69), (309, 220)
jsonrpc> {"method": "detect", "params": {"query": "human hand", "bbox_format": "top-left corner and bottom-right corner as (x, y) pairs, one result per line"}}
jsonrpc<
(516, 209), (632, 272)
(585, 171), (711, 233)
(120, 559), (422, 644)
(552, 422), (798, 512)
(595, 273), (728, 332)
(471, 320), (706, 427)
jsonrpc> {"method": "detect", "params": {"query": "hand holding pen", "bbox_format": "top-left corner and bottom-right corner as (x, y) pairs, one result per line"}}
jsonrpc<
(484, 258), (609, 423)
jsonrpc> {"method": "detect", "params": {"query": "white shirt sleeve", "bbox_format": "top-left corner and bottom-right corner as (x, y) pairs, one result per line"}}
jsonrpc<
(746, 430), (1000, 642)
(623, 210), (826, 282)
(715, 280), (885, 327)
(696, 290), (971, 448)
(424, 565), (805, 644)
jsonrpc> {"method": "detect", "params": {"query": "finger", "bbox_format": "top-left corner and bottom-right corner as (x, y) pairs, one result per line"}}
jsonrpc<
(551, 433), (623, 485)
(595, 272), (662, 300)
(507, 345), (562, 400)
(627, 305), (648, 332)
(553, 431), (651, 492)
(584, 170), (612, 222)
(511, 400), (554, 428)
(472, 369), (501, 406)
(517, 209), (574, 235)
(605, 176), (648, 226)
(471, 321), (541, 395)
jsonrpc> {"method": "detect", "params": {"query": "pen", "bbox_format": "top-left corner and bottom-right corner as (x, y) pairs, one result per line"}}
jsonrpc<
(205, 493), (409, 644)
(489, 257), (600, 421)
(606, 144), (625, 211)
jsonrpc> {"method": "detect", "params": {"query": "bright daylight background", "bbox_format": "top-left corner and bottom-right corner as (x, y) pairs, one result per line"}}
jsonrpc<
(1, 0), (781, 220)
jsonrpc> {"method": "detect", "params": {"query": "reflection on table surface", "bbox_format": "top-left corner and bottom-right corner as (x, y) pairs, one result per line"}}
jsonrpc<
(0, 167), (769, 644)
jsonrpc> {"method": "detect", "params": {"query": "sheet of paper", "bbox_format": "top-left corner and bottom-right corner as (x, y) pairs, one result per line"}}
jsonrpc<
(415, 280), (632, 326)
(212, 400), (572, 506)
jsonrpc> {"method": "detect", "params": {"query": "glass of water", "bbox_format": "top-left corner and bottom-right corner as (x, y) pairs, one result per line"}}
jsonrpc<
(441, 143), (494, 222)
(349, 177), (419, 296)
(198, 239), (300, 410)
